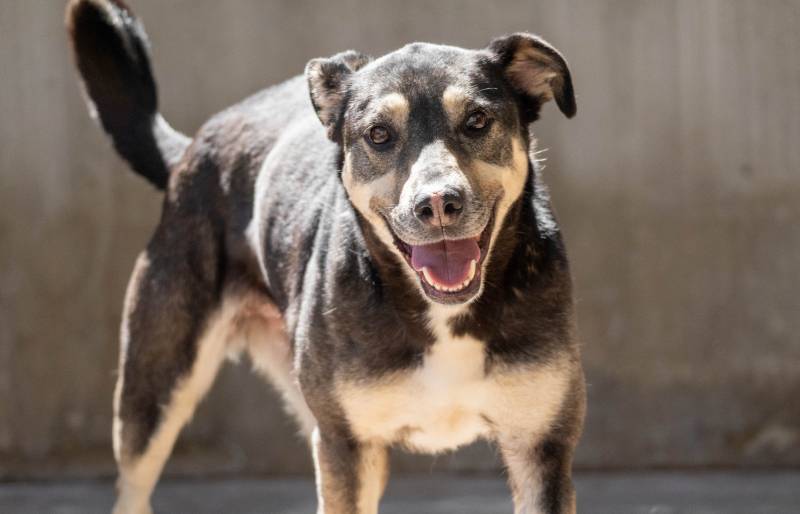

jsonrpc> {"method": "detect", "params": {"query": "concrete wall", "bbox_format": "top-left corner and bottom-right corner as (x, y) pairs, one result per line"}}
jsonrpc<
(1, 0), (798, 478)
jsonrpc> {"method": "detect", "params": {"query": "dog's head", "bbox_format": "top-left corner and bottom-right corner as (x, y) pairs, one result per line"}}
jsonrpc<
(306, 34), (575, 305)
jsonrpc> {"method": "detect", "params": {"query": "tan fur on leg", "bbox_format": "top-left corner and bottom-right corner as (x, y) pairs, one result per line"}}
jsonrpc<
(112, 298), (239, 514)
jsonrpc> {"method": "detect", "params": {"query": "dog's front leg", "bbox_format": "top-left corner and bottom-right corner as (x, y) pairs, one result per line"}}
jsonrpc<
(498, 434), (577, 514)
(311, 426), (389, 514)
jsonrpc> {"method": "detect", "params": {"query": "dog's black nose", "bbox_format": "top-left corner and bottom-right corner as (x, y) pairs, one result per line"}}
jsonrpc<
(414, 188), (464, 227)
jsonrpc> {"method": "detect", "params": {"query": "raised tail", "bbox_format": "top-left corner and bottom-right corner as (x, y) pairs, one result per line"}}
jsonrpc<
(66, 0), (190, 190)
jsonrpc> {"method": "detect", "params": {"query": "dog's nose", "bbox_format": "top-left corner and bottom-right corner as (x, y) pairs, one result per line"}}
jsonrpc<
(413, 188), (464, 227)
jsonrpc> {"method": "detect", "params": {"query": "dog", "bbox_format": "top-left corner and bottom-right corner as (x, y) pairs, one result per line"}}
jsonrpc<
(66, 1), (586, 513)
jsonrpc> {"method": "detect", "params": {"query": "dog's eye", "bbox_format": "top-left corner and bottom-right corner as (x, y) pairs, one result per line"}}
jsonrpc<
(367, 125), (392, 146)
(464, 110), (491, 134)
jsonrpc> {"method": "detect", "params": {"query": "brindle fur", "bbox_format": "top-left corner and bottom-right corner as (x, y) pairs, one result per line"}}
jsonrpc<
(67, 1), (586, 513)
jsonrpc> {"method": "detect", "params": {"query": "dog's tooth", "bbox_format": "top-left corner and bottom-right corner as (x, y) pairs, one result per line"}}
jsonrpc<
(422, 267), (434, 286)
(467, 259), (477, 281)
(422, 266), (478, 293)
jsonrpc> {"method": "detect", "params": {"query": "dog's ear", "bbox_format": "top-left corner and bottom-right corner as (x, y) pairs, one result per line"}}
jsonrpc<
(306, 50), (372, 141)
(488, 33), (576, 121)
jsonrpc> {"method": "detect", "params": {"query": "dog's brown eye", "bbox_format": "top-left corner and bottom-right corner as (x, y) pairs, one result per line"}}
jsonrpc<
(465, 110), (490, 133)
(368, 125), (391, 146)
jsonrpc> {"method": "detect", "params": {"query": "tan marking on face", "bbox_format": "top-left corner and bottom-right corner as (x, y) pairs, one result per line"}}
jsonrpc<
(442, 85), (469, 121)
(376, 92), (410, 125)
(472, 136), (529, 266)
(342, 155), (396, 247)
(342, 156), (422, 289)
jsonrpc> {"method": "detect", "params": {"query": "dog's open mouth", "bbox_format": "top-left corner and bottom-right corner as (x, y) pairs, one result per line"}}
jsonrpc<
(392, 216), (494, 304)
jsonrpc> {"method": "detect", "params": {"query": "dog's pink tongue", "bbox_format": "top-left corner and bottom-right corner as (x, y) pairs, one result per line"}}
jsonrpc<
(410, 237), (480, 287)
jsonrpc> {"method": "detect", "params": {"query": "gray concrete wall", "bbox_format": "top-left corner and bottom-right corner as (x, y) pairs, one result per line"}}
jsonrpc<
(1, 0), (798, 479)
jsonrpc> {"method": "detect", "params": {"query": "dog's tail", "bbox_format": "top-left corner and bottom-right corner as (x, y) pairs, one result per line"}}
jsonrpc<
(66, 0), (189, 190)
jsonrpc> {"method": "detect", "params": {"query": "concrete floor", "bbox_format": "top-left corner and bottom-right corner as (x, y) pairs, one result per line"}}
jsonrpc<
(1, 472), (798, 514)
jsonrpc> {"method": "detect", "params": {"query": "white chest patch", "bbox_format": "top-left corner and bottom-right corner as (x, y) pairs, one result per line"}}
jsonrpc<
(336, 306), (570, 453)
(339, 333), (491, 453)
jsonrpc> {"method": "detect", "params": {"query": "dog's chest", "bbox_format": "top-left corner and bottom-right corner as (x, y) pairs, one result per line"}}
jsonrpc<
(338, 334), (495, 453)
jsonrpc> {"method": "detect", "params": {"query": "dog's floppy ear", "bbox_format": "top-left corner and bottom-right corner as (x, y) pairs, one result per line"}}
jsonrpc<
(306, 50), (371, 141)
(488, 33), (576, 121)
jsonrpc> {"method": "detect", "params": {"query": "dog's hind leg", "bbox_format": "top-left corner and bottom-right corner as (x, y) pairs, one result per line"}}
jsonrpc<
(245, 303), (316, 438)
(111, 249), (231, 514)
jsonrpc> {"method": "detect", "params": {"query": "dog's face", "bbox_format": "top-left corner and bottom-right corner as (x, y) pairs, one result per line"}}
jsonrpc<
(307, 34), (575, 304)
